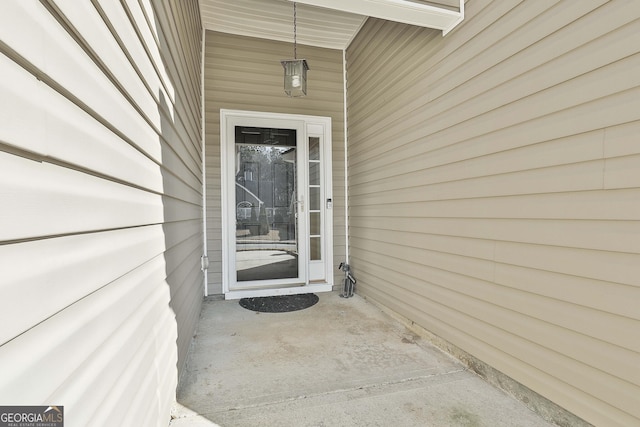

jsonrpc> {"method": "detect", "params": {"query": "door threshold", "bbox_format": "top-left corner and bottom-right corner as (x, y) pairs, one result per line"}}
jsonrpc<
(225, 283), (332, 300)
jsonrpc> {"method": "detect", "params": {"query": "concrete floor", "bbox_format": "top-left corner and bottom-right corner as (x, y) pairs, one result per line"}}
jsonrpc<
(171, 292), (554, 427)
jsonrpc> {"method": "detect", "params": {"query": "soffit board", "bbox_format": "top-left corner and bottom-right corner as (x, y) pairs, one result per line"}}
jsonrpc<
(199, 0), (462, 49)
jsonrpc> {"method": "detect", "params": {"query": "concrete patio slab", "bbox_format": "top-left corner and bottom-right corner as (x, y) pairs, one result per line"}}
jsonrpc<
(171, 292), (554, 426)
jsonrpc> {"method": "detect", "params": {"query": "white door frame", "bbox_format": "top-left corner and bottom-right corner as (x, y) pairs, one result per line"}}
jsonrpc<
(221, 109), (333, 299)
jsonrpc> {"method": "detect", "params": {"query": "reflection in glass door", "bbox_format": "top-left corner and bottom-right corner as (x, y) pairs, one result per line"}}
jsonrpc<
(234, 126), (298, 282)
(222, 110), (333, 298)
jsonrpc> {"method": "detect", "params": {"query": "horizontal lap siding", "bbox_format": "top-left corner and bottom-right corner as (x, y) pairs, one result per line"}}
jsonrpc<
(0, 1), (202, 426)
(346, 1), (640, 426)
(204, 31), (345, 295)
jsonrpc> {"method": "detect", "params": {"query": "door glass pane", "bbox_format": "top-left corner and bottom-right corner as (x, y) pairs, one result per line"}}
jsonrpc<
(309, 187), (320, 211)
(235, 126), (298, 282)
(309, 162), (320, 185)
(309, 137), (320, 160)
(310, 237), (321, 261)
(310, 212), (320, 235)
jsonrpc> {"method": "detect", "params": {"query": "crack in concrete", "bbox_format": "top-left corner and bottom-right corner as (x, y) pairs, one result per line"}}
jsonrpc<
(195, 367), (468, 417)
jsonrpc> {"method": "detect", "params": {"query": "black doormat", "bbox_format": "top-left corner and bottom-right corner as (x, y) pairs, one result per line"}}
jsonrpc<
(239, 293), (319, 313)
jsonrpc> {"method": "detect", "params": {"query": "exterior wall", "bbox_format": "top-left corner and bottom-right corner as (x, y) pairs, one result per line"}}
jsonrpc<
(346, 1), (640, 426)
(204, 31), (345, 295)
(0, 1), (203, 426)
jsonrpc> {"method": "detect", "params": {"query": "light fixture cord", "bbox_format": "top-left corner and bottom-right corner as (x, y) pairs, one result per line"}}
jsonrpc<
(293, 2), (297, 59)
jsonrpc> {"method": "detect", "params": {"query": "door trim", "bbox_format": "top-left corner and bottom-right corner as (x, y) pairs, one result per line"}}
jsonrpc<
(220, 109), (333, 299)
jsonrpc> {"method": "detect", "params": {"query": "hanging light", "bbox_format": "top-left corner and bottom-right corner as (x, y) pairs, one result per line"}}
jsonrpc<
(281, 2), (309, 97)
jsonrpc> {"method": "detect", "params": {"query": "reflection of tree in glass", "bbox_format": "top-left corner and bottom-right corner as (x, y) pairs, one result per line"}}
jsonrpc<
(237, 145), (286, 162)
(237, 146), (292, 181)
(236, 144), (296, 237)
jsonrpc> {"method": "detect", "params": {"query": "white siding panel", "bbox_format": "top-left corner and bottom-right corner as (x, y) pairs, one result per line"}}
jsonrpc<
(0, 55), (47, 155)
(43, 86), (164, 193)
(0, 2), (162, 161)
(93, 0), (175, 112)
(0, 226), (165, 346)
(50, 0), (162, 128)
(123, 0), (176, 104)
(0, 256), (176, 425)
(153, 0), (201, 138)
(101, 1), (202, 175)
(346, 1), (640, 425)
(0, 154), (165, 240)
(0, 0), (202, 425)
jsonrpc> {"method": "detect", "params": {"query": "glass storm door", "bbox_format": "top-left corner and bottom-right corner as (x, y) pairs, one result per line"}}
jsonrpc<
(234, 125), (302, 285)
(222, 111), (332, 297)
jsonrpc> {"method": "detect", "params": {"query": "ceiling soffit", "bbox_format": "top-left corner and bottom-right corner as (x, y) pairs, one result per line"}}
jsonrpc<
(199, 0), (463, 50)
(288, 0), (463, 34)
(200, 0), (367, 50)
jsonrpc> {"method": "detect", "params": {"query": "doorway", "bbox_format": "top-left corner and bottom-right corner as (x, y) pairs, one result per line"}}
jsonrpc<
(221, 110), (333, 299)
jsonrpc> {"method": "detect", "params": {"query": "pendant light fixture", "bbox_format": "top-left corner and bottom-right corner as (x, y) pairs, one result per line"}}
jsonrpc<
(281, 2), (309, 97)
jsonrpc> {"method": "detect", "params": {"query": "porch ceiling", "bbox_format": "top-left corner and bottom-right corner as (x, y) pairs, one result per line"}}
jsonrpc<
(198, 0), (462, 50)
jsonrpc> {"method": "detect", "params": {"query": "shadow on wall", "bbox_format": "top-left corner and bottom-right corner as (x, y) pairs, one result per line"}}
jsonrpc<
(154, 0), (205, 414)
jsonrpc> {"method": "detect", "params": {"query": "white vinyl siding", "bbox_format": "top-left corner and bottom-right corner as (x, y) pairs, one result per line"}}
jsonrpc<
(346, 1), (640, 426)
(204, 31), (345, 295)
(0, 1), (202, 426)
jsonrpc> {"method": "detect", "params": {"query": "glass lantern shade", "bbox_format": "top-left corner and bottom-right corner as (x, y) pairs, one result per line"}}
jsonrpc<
(281, 59), (309, 97)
